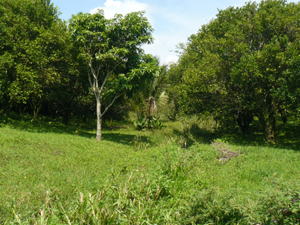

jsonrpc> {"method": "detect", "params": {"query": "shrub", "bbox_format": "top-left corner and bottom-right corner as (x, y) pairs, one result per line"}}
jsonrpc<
(134, 116), (162, 130)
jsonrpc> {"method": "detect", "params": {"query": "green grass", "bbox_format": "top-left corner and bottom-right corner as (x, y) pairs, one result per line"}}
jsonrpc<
(1, 115), (300, 224)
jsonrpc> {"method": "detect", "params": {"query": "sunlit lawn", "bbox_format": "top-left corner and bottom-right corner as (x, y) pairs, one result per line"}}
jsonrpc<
(1, 115), (300, 223)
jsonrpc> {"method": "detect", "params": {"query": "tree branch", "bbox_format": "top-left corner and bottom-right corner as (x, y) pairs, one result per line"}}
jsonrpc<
(87, 62), (94, 89)
(101, 93), (122, 117)
(87, 60), (99, 100)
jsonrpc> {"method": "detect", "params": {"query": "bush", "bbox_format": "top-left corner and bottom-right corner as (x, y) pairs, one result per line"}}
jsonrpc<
(180, 115), (218, 145)
(177, 189), (245, 224)
(134, 116), (162, 130)
(177, 177), (300, 224)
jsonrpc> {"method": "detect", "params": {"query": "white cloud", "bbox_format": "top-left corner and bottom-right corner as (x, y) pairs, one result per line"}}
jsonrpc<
(143, 33), (187, 65)
(165, 55), (179, 64)
(140, 4), (212, 65)
(90, 0), (153, 24)
(89, 0), (193, 65)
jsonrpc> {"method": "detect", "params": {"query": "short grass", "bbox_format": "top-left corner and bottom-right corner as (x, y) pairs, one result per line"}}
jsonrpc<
(1, 114), (300, 224)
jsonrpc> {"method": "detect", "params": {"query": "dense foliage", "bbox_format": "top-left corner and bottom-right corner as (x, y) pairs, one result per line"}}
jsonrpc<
(2, 0), (300, 223)
(0, 0), (160, 131)
(168, 0), (300, 142)
(0, 0), (89, 122)
(69, 10), (159, 140)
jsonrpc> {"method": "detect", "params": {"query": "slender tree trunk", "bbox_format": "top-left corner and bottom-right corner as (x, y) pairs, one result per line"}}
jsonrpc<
(267, 110), (276, 144)
(278, 107), (287, 125)
(96, 97), (102, 141)
(236, 111), (253, 134)
(31, 102), (42, 119)
(258, 110), (276, 144)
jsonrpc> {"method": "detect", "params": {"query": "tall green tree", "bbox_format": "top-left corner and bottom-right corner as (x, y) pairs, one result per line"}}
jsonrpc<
(126, 58), (169, 119)
(165, 62), (185, 121)
(0, 0), (75, 118)
(69, 10), (157, 140)
(172, 0), (300, 142)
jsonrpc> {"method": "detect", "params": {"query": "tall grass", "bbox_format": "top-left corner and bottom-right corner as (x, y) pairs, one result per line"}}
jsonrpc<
(1, 114), (300, 224)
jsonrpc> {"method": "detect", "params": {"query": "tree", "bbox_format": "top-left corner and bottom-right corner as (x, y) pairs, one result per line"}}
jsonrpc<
(171, 0), (300, 142)
(69, 10), (157, 140)
(126, 58), (168, 119)
(0, 0), (75, 118)
(165, 62), (185, 121)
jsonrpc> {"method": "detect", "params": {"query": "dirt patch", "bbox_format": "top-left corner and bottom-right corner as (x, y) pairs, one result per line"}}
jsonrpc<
(211, 141), (241, 163)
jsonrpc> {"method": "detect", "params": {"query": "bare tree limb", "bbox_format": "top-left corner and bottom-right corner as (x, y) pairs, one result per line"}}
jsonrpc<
(99, 71), (111, 95)
(101, 93), (122, 117)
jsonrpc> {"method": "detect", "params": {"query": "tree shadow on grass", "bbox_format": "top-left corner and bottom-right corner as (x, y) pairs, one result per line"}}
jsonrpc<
(274, 123), (300, 151)
(173, 123), (217, 147)
(1, 114), (153, 146)
(214, 123), (300, 152)
(103, 132), (153, 146)
(171, 117), (300, 151)
(4, 117), (93, 137)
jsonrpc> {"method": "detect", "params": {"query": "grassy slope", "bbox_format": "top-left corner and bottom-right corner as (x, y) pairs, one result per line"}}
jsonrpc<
(1, 116), (300, 224)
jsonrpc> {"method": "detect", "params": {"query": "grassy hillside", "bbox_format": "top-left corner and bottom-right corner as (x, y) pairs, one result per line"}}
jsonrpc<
(1, 115), (300, 224)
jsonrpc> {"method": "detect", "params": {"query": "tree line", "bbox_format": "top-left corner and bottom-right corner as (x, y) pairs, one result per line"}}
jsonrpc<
(1, 0), (300, 142)
(0, 0), (162, 140)
(167, 0), (300, 143)
(0, 0), (89, 122)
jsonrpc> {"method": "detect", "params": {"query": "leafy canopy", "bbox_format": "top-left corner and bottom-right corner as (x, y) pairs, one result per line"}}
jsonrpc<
(168, 0), (300, 142)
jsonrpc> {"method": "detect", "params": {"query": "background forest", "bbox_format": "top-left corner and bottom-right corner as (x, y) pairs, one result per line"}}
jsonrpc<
(1, 0), (300, 224)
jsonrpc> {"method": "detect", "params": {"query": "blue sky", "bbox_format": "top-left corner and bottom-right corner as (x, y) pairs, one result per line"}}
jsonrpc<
(51, 0), (299, 64)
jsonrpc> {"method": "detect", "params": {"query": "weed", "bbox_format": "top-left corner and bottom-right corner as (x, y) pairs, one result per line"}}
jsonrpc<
(1, 115), (300, 223)
(130, 135), (151, 150)
(134, 116), (162, 130)
(180, 114), (218, 145)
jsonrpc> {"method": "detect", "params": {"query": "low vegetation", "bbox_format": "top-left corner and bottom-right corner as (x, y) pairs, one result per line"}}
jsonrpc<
(1, 0), (300, 223)
(1, 114), (300, 224)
